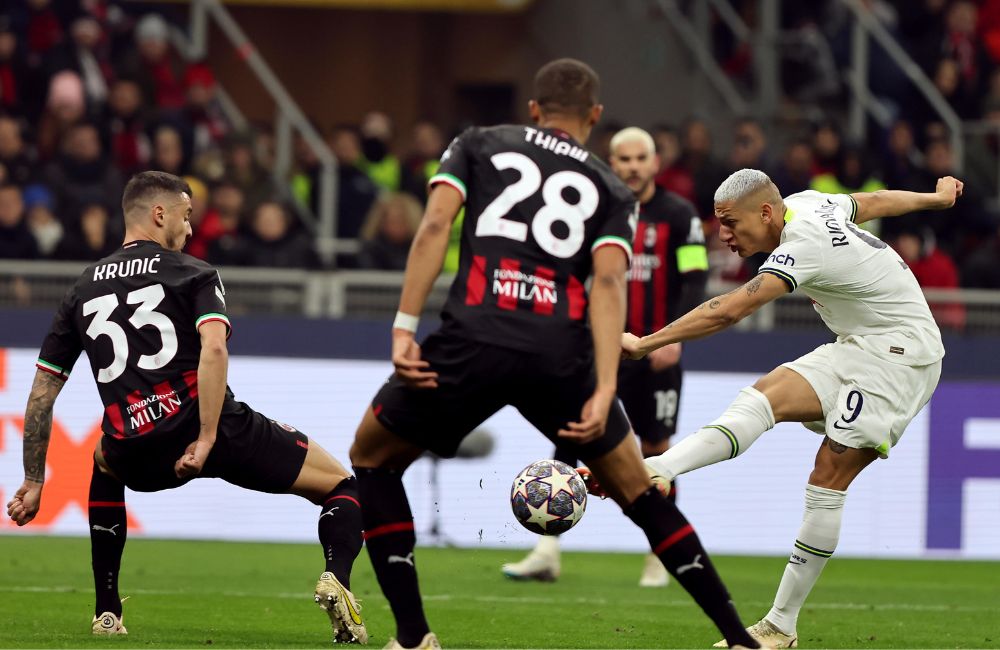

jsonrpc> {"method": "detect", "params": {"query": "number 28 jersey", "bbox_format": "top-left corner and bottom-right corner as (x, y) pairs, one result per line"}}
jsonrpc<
(430, 125), (638, 356)
(36, 240), (233, 439)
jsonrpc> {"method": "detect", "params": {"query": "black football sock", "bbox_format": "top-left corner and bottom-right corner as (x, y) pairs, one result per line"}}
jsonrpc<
(318, 476), (364, 589)
(625, 487), (758, 648)
(354, 466), (430, 647)
(89, 461), (127, 618)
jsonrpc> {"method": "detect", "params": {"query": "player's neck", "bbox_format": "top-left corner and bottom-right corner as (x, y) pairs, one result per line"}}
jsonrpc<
(638, 181), (657, 204)
(122, 228), (164, 249)
(535, 118), (587, 144)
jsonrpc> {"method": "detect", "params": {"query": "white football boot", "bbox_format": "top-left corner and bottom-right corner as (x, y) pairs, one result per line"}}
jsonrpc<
(638, 552), (670, 587)
(713, 618), (797, 648)
(500, 536), (560, 582)
(383, 632), (442, 649)
(92, 597), (129, 635)
(315, 571), (368, 644)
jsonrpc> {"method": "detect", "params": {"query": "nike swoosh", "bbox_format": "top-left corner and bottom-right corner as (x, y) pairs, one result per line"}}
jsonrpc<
(832, 421), (852, 431)
(339, 585), (362, 624)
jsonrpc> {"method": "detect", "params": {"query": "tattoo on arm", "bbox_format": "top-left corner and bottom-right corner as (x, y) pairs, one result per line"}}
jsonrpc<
(709, 299), (721, 310)
(826, 437), (849, 454)
(746, 275), (764, 296)
(22, 371), (65, 483)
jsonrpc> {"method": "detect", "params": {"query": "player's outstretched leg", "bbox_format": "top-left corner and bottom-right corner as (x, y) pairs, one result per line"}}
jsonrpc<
(351, 407), (436, 650)
(588, 438), (759, 649)
(645, 386), (775, 482)
(500, 446), (575, 582)
(88, 460), (128, 635)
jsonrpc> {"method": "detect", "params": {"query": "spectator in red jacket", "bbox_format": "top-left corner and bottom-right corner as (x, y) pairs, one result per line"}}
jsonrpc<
(891, 228), (965, 331)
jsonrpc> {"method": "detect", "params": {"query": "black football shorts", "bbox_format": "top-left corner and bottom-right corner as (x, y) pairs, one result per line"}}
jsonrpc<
(617, 358), (683, 443)
(371, 331), (631, 461)
(101, 400), (309, 493)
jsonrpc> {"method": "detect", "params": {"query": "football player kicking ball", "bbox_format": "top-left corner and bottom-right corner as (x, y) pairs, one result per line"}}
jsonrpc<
(617, 169), (960, 648)
(5, 172), (368, 645)
(348, 58), (760, 650)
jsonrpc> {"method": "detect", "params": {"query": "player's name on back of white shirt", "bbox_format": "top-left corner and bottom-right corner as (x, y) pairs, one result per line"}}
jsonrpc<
(522, 127), (590, 162)
(93, 254), (161, 282)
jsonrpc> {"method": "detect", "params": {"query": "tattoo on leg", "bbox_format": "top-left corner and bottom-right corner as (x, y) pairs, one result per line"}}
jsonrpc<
(746, 275), (764, 295)
(826, 437), (849, 454)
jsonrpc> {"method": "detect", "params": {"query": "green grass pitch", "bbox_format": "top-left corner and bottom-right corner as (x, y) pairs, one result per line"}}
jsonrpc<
(1, 536), (997, 648)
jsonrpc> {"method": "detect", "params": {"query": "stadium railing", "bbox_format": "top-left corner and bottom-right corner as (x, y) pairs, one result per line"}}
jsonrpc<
(2, 261), (998, 334)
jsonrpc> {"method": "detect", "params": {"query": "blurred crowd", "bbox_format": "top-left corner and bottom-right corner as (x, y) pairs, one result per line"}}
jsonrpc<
(2, 0), (1000, 313)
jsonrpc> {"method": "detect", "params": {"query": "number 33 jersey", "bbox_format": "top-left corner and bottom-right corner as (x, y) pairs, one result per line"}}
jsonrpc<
(36, 240), (233, 439)
(430, 125), (638, 357)
(757, 190), (944, 366)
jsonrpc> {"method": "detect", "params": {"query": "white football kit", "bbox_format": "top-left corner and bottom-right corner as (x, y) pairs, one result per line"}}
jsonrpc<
(757, 190), (944, 457)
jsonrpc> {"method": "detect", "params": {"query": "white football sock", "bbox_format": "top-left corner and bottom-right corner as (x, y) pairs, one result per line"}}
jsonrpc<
(766, 484), (847, 634)
(533, 534), (560, 557)
(645, 386), (775, 481)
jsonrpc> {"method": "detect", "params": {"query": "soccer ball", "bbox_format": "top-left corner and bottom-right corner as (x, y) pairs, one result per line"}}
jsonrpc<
(510, 459), (587, 535)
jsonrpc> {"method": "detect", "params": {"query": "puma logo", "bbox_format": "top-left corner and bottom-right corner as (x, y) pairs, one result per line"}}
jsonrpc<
(388, 552), (415, 567)
(320, 508), (339, 519)
(676, 554), (704, 575)
(92, 524), (120, 536)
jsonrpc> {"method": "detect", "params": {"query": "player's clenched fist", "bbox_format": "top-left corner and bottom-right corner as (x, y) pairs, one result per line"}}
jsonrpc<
(621, 332), (647, 360)
(933, 176), (964, 209)
(5, 482), (42, 526)
(391, 331), (438, 389)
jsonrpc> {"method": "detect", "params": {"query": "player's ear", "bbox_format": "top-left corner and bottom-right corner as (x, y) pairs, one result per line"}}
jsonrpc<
(588, 104), (603, 127)
(760, 202), (773, 223)
(528, 100), (542, 124)
(152, 204), (166, 227)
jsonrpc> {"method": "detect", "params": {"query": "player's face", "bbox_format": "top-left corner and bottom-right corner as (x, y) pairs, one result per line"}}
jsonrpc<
(162, 192), (194, 251)
(715, 199), (773, 257)
(610, 140), (659, 197)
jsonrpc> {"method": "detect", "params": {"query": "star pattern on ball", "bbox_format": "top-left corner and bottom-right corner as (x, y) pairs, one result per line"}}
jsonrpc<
(535, 469), (575, 497)
(523, 497), (563, 530)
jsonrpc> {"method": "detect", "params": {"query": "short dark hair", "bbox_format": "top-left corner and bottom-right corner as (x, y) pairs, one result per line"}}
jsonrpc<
(122, 171), (191, 217)
(533, 58), (600, 118)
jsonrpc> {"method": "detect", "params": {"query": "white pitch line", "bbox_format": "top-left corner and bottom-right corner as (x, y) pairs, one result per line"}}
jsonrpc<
(0, 585), (993, 613)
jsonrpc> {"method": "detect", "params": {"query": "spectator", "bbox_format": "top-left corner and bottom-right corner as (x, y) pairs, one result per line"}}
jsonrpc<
(118, 14), (186, 110)
(357, 111), (414, 193)
(183, 63), (228, 154)
(810, 120), (842, 176)
(770, 138), (814, 196)
(0, 183), (39, 259)
(184, 174), (209, 237)
(728, 117), (772, 172)
(217, 200), (318, 268)
(966, 97), (1000, 198)
(961, 226), (1000, 288)
(0, 18), (29, 116)
(187, 179), (243, 261)
(223, 131), (276, 210)
(150, 123), (188, 176)
(36, 69), (86, 161)
(941, 1), (991, 108)
(403, 120), (445, 201)
(44, 121), (124, 228)
(290, 131), (321, 214)
(810, 146), (885, 198)
(48, 15), (112, 112)
(23, 183), (61, 256)
(890, 228), (965, 330)
(679, 117), (730, 220)
(357, 192), (421, 271)
(882, 119), (920, 190)
(0, 116), (38, 186)
(53, 202), (117, 261)
(651, 124), (695, 203)
(103, 78), (151, 175)
(21, 0), (64, 63)
(328, 123), (377, 240)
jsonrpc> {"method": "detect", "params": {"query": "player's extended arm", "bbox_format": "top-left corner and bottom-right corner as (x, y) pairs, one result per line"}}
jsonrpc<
(175, 320), (228, 478)
(391, 184), (464, 389)
(647, 267), (709, 370)
(852, 176), (963, 225)
(558, 246), (628, 443)
(5, 370), (66, 525)
(623, 272), (788, 359)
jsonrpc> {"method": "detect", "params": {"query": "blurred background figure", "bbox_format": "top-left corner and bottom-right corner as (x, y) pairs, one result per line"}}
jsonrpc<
(356, 192), (422, 271)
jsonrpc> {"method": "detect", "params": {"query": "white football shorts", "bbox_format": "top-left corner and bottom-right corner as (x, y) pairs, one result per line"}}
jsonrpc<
(781, 336), (942, 458)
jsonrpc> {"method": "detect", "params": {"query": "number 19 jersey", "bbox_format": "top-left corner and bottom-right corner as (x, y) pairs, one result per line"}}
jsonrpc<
(429, 125), (637, 357)
(36, 240), (233, 440)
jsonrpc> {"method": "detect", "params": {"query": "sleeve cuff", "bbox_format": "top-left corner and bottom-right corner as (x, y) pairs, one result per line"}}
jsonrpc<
(591, 236), (633, 264)
(429, 173), (467, 202)
(196, 313), (232, 340)
(758, 268), (797, 292)
(36, 359), (69, 381)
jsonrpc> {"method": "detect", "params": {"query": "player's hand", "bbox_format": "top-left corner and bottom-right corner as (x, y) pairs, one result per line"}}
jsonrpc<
(558, 386), (615, 444)
(392, 330), (438, 389)
(647, 343), (681, 371)
(621, 332), (648, 360)
(6, 481), (42, 526)
(174, 438), (214, 478)
(933, 176), (963, 209)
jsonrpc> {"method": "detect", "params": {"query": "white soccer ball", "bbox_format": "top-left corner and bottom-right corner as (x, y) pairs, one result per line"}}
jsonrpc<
(510, 459), (587, 535)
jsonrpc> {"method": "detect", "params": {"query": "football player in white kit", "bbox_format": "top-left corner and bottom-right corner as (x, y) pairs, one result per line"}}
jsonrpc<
(616, 168), (962, 648)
